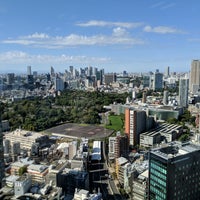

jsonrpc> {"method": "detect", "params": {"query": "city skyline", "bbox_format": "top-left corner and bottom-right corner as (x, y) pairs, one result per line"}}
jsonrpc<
(0, 0), (200, 73)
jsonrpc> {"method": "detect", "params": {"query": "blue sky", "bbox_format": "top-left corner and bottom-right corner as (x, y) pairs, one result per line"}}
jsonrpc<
(0, 0), (200, 74)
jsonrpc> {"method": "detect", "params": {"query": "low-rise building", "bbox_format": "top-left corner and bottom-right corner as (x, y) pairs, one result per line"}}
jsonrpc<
(27, 164), (48, 183)
(140, 123), (183, 148)
(14, 173), (32, 197)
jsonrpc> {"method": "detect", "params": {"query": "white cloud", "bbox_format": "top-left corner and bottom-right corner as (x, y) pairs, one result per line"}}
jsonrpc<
(0, 51), (110, 65)
(143, 25), (183, 34)
(76, 20), (143, 28)
(2, 31), (145, 48)
(24, 32), (49, 39)
(112, 27), (129, 37)
(150, 2), (176, 9)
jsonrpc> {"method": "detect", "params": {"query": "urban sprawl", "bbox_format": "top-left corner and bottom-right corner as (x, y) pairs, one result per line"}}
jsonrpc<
(0, 60), (200, 200)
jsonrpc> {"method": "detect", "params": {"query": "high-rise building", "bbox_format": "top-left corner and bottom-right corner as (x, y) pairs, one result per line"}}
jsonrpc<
(149, 142), (200, 200)
(165, 66), (170, 77)
(103, 73), (116, 85)
(179, 78), (189, 108)
(163, 90), (169, 105)
(115, 134), (129, 158)
(27, 66), (32, 75)
(0, 114), (5, 188)
(7, 73), (15, 85)
(54, 77), (64, 91)
(152, 70), (163, 91)
(125, 108), (147, 146)
(50, 66), (55, 77)
(190, 60), (200, 94)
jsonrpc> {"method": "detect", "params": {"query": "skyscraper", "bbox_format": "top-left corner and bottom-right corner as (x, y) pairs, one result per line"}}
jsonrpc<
(165, 66), (170, 77)
(152, 70), (163, 91)
(149, 142), (200, 200)
(27, 66), (32, 75)
(189, 60), (200, 94)
(179, 78), (189, 108)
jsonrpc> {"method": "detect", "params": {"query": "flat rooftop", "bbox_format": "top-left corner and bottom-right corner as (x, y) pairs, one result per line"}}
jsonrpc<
(151, 142), (200, 160)
(45, 123), (114, 139)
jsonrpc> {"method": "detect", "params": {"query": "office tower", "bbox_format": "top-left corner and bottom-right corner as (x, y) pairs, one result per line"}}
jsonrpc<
(163, 90), (169, 105)
(27, 66), (32, 75)
(54, 77), (64, 91)
(190, 60), (200, 94)
(93, 67), (98, 76)
(165, 66), (170, 77)
(33, 71), (37, 77)
(125, 108), (146, 146)
(27, 74), (34, 85)
(0, 114), (5, 188)
(152, 70), (163, 91)
(142, 75), (150, 88)
(179, 78), (189, 108)
(103, 73), (116, 85)
(149, 142), (200, 200)
(88, 66), (93, 77)
(50, 66), (55, 76)
(6, 73), (15, 85)
(69, 66), (74, 74)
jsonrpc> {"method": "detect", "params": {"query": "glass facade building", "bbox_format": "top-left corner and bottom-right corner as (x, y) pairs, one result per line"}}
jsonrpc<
(149, 142), (200, 200)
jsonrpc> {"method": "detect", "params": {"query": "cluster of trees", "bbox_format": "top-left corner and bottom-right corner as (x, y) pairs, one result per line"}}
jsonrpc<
(1, 90), (129, 131)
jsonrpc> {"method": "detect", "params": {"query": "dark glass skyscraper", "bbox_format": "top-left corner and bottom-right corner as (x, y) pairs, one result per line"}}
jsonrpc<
(149, 142), (200, 200)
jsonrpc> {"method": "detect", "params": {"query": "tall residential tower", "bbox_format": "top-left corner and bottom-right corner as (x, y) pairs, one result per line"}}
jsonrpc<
(189, 60), (200, 94)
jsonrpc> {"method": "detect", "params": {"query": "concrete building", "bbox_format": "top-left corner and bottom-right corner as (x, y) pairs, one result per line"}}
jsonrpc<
(149, 142), (200, 200)
(14, 173), (32, 197)
(163, 90), (169, 105)
(27, 164), (49, 183)
(4, 129), (49, 151)
(73, 188), (102, 200)
(179, 78), (189, 108)
(27, 66), (32, 75)
(0, 117), (4, 188)
(10, 161), (28, 176)
(125, 108), (147, 146)
(115, 134), (129, 158)
(140, 123), (183, 148)
(115, 157), (129, 184)
(3, 139), (10, 154)
(190, 60), (200, 94)
(132, 170), (148, 200)
(103, 73), (116, 85)
(108, 137), (116, 160)
(57, 168), (89, 195)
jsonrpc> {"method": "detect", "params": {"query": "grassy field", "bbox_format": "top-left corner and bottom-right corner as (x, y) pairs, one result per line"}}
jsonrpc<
(105, 115), (124, 133)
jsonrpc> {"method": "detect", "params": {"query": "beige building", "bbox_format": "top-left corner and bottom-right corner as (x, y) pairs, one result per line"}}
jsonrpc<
(190, 60), (200, 94)
(27, 164), (48, 183)
(4, 129), (44, 150)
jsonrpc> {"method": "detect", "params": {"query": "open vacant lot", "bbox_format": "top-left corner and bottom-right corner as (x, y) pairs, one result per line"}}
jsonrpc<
(45, 123), (114, 139)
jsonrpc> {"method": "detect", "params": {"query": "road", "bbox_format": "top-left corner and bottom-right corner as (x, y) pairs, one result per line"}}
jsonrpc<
(89, 141), (124, 200)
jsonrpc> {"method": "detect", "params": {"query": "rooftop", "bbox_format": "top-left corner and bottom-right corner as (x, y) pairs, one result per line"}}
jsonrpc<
(151, 142), (200, 160)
